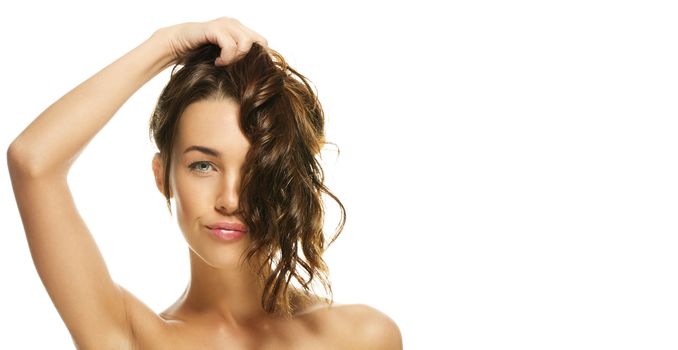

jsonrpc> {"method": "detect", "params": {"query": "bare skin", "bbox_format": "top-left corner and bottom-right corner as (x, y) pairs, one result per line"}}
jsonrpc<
(7, 16), (402, 349)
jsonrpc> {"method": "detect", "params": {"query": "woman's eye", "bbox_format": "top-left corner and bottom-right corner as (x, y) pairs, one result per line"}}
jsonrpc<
(188, 161), (214, 173)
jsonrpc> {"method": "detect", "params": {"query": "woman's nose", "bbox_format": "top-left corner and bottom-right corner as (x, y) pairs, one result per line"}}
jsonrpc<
(215, 175), (240, 215)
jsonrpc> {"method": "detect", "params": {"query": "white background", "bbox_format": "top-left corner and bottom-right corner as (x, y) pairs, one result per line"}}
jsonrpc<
(2, 1), (677, 349)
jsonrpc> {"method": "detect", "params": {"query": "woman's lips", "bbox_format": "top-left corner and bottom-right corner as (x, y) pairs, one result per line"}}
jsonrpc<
(208, 227), (246, 241)
(206, 222), (248, 232)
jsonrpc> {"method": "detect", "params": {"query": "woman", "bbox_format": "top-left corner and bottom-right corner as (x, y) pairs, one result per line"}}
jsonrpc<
(7, 16), (402, 349)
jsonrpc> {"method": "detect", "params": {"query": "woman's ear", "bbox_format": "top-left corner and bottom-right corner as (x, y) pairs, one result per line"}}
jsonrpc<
(152, 153), (173, 198)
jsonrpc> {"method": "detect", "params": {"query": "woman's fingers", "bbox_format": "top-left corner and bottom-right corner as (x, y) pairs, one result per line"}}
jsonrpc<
(210, 17), (267, 66)
(162, 16), (269, 66)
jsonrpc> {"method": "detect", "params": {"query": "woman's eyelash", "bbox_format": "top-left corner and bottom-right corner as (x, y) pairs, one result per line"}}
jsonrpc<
(188, 161), (215, 173)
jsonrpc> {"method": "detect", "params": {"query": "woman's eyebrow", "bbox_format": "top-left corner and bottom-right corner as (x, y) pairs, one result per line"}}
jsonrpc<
(183, 145), (221, 157)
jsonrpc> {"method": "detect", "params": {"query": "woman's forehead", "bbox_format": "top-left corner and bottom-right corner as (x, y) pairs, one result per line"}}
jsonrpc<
(175, 99), (251, 155)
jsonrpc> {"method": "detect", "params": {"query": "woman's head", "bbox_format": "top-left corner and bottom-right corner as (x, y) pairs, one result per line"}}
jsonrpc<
(148, 42), (345, 318)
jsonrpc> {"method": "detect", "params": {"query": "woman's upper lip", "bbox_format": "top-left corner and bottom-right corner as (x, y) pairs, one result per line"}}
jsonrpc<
(206, 222), (248, 232)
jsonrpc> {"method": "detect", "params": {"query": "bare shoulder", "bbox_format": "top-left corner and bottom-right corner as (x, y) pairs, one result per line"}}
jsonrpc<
(322, 303), (403, 350)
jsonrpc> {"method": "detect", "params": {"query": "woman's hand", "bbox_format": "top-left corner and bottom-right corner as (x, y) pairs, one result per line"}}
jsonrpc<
(157, 16), (269, 67)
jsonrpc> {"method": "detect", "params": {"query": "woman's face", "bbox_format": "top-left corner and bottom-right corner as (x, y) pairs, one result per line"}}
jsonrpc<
(152, 98), (252, 269)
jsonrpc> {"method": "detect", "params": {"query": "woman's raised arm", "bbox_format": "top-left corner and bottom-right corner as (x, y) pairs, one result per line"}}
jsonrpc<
(5, 29), (173, 349)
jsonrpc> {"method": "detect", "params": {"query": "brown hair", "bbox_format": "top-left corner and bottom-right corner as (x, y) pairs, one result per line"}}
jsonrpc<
(147, 42), (345, 318)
